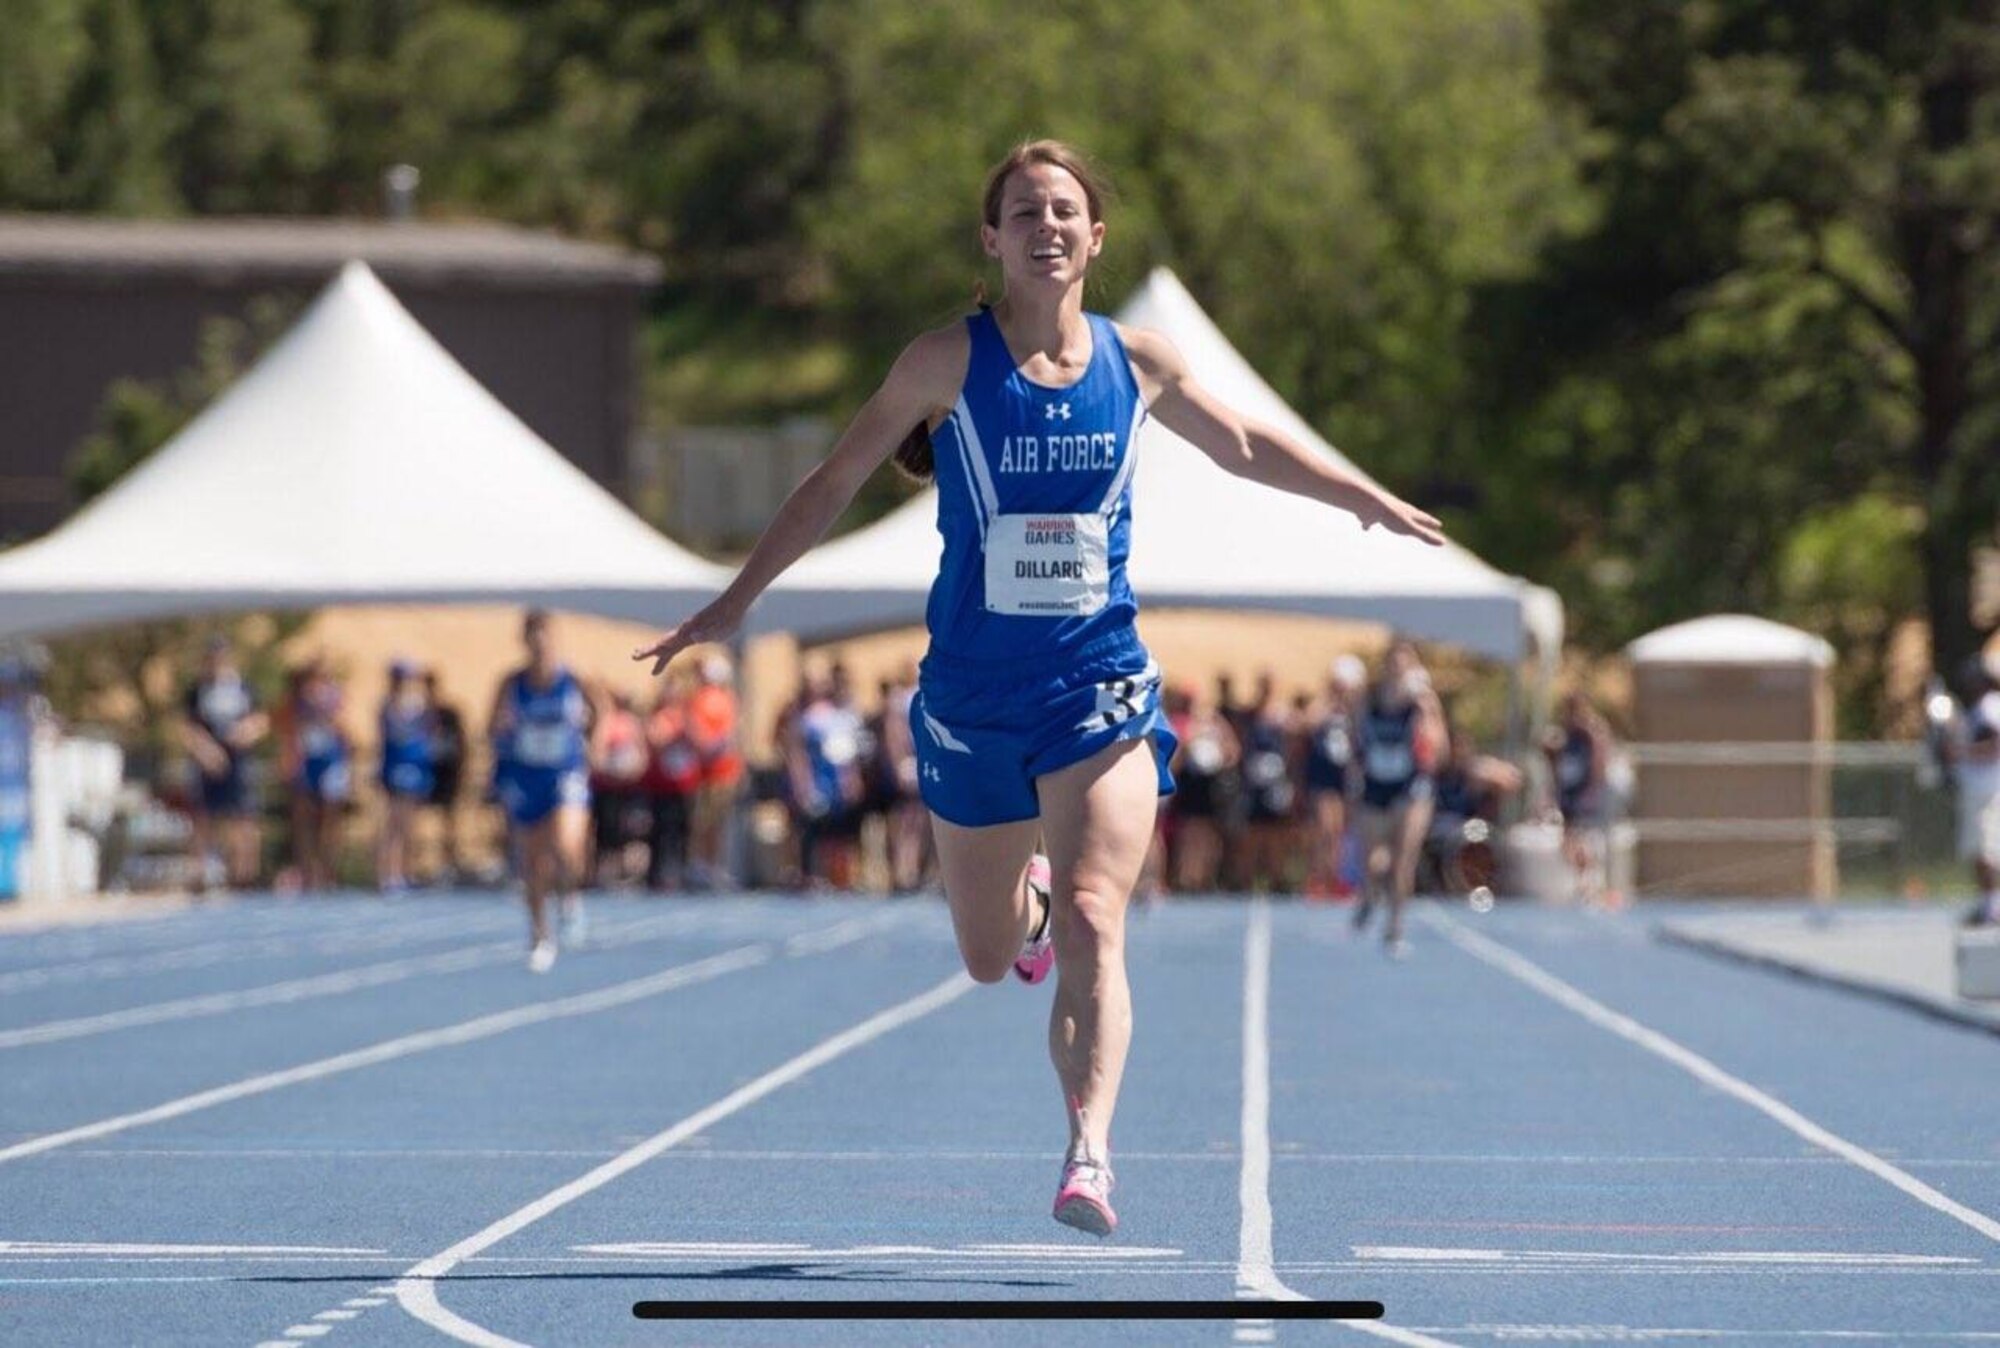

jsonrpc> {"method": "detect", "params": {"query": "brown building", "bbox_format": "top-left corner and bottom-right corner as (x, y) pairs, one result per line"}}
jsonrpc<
(0, 215), (661, 541)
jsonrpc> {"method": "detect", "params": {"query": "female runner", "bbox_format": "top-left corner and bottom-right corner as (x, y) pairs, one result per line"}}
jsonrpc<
(635, 140), (1443, 1233)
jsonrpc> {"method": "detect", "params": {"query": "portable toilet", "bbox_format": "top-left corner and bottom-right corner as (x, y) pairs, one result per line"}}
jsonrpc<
(1625, 615), (1836, 898)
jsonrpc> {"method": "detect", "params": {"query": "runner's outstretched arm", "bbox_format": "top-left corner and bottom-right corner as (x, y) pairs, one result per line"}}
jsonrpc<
(1119, 326), (1444, 546)
(633, 330), (961, 675)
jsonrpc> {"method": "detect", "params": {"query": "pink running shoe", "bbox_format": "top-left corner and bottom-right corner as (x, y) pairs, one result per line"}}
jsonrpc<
(1052, 1151), (1117, 1237)
(1012, 854), (1055, 985)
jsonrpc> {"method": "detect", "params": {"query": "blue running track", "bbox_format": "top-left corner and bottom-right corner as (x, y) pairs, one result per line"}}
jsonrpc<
(0, 892), (1995, 1346)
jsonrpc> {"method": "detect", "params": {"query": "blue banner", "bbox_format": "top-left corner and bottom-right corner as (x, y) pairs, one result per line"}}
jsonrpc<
(0, 687), (28, 901)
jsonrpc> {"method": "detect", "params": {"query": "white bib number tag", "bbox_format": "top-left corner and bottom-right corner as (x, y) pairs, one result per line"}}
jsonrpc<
(985, 513), (1109, 617)
(516, 722), (571, 767)
(1366, 741), (1413, 782)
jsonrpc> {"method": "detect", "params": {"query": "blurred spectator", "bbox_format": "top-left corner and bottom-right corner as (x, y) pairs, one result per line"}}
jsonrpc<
(1166, 686), (1240, 892)
(376, 658), (436, 893)
(0, 655), (35, 900)
(785, 667), (865, 889)
(1425, 723), (1522, 896)
(1236, 670), (1297, 892)
(280, 657), (351, 892)
(424, 670), (468, 884)
(1544, 690), (1618, 909)
(181, 636), (269, 891)
(686, 653), (743, 889)
(1214, 671), (1251, 884)
(643, 675), (702, 891)
(588, 690), (649, 887)
(1303, 655), (1365, 899)
(872, 665), (928, 893)
(1947, 653), (2000, 926)
(1354, 642), (1445, 957)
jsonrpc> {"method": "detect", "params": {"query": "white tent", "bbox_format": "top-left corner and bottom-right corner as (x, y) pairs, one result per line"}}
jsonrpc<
(754, 267), (1562, 665)
(0, 261), (728, 640)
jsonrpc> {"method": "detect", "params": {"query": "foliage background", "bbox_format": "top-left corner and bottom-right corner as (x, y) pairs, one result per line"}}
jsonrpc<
(5, 0), (1996, 733)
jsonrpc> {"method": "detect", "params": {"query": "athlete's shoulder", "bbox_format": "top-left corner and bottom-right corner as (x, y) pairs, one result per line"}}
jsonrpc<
(1110, 322), (1185, 377)
(886, 318), (976, 408)
(1111, 322), (1191, 404)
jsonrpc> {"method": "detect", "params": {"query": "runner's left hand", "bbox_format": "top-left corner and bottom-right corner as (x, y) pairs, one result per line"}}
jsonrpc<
(631, 596), (745, 677)
(1361, 492), (1445, 546)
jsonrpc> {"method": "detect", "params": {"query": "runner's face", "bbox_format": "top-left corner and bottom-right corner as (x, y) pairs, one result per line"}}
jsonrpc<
(983, 163), (1102, 290)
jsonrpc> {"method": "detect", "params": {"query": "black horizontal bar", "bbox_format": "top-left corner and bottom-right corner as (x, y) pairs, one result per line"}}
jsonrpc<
(633, 1300), (1382, 1321)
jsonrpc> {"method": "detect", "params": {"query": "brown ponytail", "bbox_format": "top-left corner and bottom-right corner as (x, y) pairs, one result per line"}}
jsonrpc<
(894, 276), (997, 485)
(891, 421), (934, 483)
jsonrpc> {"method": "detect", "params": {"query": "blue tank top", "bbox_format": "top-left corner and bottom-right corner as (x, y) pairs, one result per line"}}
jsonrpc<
(926, 308), (1146, 662)
(299, 688), (346, 770)
(1555, 726), (1598, 814)
(1361, 699), (1422, 792)
(501, 667), (588, 773)
(380, 699), (435, 771)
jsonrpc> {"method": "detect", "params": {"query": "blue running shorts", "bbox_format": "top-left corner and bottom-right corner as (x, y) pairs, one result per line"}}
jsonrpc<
(300, 756), (352, 803)
(495, 764), (591, 826)
(381, 760), (434, 801)
(912, 629), (1178, 828)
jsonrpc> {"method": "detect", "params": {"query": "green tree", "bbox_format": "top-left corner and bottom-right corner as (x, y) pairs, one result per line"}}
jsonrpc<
(1492, 0), (2000, 713)
(1775, 493), (1924, 734)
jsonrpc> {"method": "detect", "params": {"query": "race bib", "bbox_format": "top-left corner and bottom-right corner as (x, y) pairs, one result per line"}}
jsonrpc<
(515, 722), (573, 767)
(1365, 741), (1413, 782)
(1318, 725), (1351, 765)
(984, 513), (1109, 617)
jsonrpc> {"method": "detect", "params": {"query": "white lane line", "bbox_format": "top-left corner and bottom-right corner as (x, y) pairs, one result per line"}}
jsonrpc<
(0, 912), (710, 1049)
(1236, 898), (1304, 1304)
(1409, 1332), (2000, 1343)
(0, 1242), (386, 1256)
(393, 971), (977, 1348)
(0, 944), (767, 1165)
(1353, 1246), (1974, 1266)
(281, 1327), (330, 1339)
(782, 912), (893, 957)
(340, 1298), (386, 1308)
(311, 1309), (357, 1321)
(0, 911), (519, 993)
(65, 1145), (2000, 1167)
(572, 1241), (1184, 1260)
(1236, 899), (1461, 1348)
(1426, 911), (2000, 1247)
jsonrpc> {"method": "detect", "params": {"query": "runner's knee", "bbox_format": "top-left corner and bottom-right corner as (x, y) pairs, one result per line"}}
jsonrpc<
(960, 939), (1016, 984)
(1053, 884), (1124, 963)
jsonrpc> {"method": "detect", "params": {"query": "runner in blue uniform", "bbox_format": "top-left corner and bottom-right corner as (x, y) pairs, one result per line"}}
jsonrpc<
(634, 140), (1444, 1234)
(376, 659), (435, 894)
(490, 610), (596, 971)
(1543, 691), (1615, 909)
(181, 636), (269, 892)
(1303, 655), (1365, 898)
(287, 657), (351, 892)
(1353, 642), (1446, 958)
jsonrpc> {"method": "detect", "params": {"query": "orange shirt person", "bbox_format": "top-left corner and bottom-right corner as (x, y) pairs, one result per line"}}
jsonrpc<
(685, 654), (742, 887)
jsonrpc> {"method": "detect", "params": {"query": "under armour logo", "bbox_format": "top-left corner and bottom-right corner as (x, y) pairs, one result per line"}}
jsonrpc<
(923, 763), (943, 783)
(1044, 401), (1072, 421)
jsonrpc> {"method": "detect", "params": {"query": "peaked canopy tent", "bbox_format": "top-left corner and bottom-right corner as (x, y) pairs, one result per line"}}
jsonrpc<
(0, 262), (728, 641)
(753, 268), (1562, 668)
